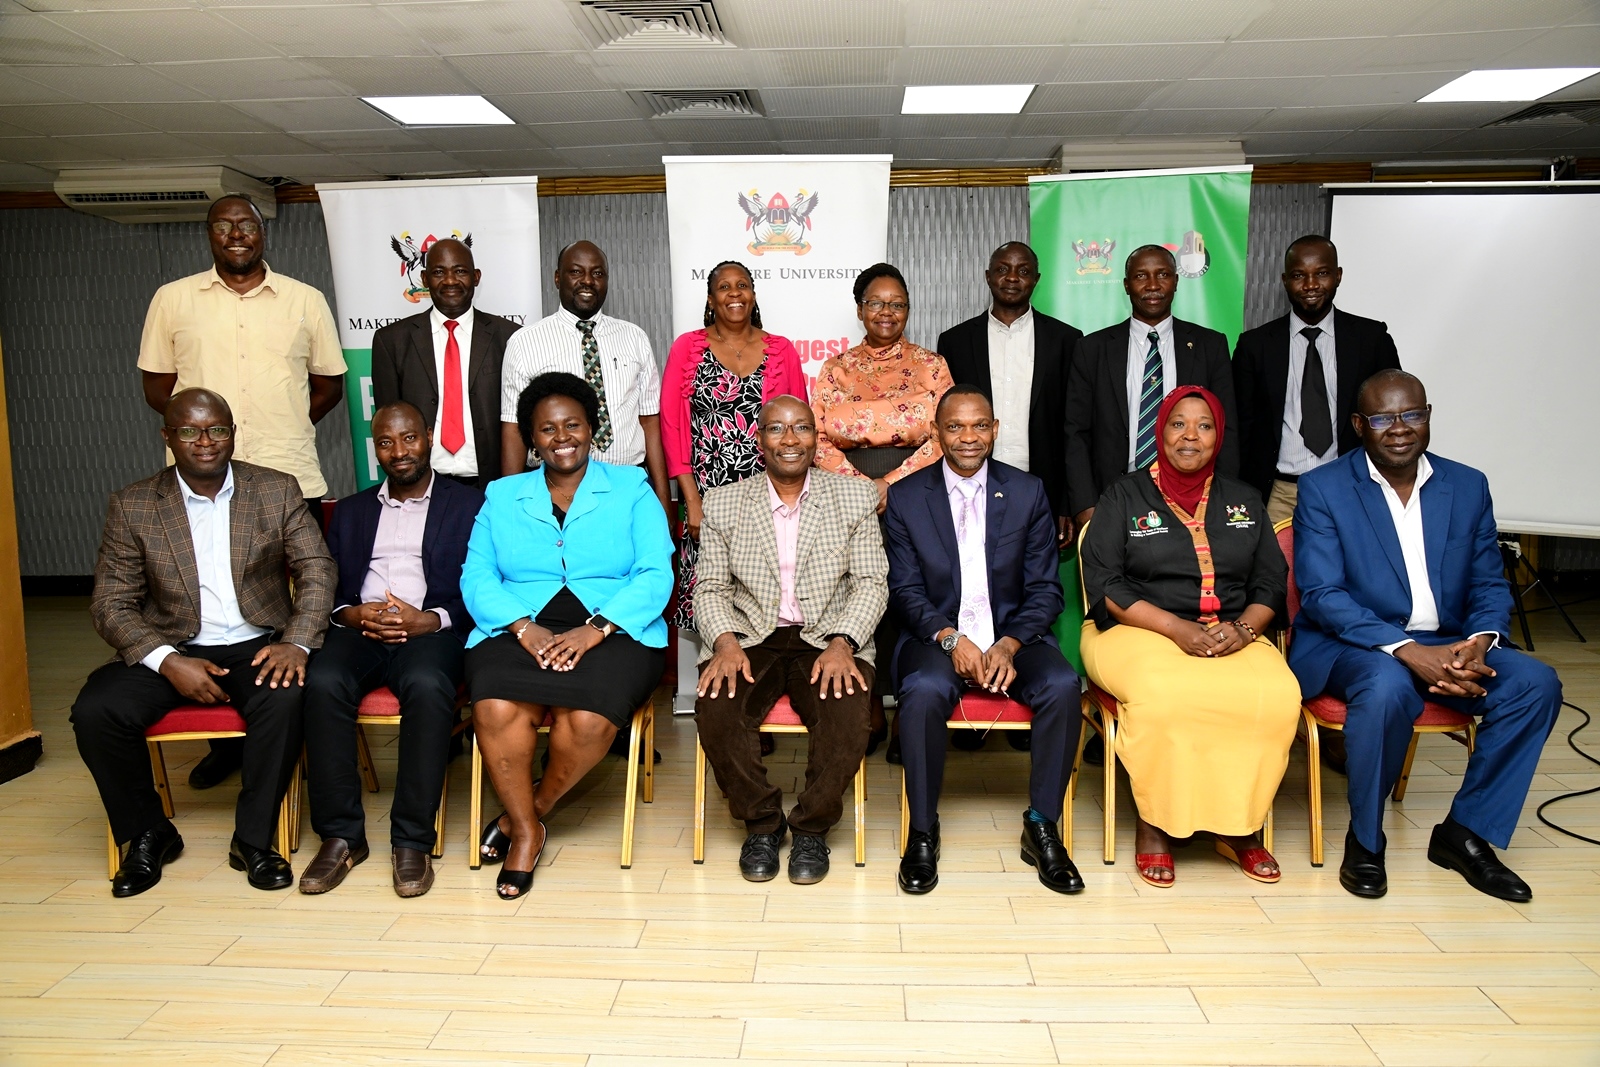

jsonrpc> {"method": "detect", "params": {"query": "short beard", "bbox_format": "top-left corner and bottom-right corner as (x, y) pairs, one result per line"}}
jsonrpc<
(387, 462), (429, 487)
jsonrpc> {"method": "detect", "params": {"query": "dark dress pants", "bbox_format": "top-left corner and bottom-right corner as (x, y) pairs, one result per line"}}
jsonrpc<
(1324, 638), (1562, 854)
(695, 627), (873, 837)
(895, 638), (1082, 833)
(71, 634), (303, 849)
(302, 626), (464, 852)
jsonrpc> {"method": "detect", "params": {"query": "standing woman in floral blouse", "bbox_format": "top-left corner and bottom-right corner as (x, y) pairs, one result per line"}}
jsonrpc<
(661, 260), (807, 635)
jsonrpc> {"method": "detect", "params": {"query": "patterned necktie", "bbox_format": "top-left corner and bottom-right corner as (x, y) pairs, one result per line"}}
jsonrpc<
(953, 479), (995, 651)
(576, 318), (613, 453)
(440, 319), (465, 455)
(1298, 326), (1333, 457)
(1134, 329), (1163, 469)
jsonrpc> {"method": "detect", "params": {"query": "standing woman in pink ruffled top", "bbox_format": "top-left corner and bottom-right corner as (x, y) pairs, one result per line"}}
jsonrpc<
(661, 260), (807, 634)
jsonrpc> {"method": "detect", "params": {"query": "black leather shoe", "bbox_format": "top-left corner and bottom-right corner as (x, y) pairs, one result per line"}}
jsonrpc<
(188, 746), (242, 790)
(1020, 818), (1085, 894)
(788, 832), (831, 884)
(898, 821), (940, 894)
(885, 733), (903, 765)
(1339, 829), (1387, 898)
(1006, 731), (1032, 752)
(1428, 818), (1532, 902)
(111, 825), (183, 897)
(228, 835), (293, 891)
(739, 817), (786, 882)
(1081, 734), (1105, 767)
(950, 730), (986, 751)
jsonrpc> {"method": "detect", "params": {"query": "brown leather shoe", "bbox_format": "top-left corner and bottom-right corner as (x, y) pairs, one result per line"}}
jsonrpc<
(393, 846), (435, 898)
(297, 837), (368, 894)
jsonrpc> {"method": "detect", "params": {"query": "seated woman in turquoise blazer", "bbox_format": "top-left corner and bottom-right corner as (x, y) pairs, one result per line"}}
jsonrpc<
(462, 372), (673, 900)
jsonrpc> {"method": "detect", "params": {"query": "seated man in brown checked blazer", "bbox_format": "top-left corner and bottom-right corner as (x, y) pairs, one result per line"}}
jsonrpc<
(73, 388), (335, 897)
(694, 395), (888, 886)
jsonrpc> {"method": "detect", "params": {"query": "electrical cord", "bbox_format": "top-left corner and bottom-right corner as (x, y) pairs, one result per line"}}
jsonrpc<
(1535, 700), (1600, 846)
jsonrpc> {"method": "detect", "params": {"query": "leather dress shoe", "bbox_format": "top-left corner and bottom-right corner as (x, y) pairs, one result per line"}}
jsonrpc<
(1339, 829), (1387, 898)
(297, 837), (368, 894)
(950, 730), (986, 751)
(229, 835), (293, 891)
(787, 833), (831, 884)
(898, 821), (940, 894)
(393, 846), (435, 898)
(188, 747), (242, 790)
(1020, 818), (1085, 894)
(739, 816), (786, 882)
(111, 825), (183, 898)
(1081, 734), (1105, 767)
(1428, 818), (1532, 902)
(1006, 731), (1032, 752)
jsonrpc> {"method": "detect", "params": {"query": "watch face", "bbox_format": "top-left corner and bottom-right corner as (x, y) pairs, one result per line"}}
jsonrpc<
(941, 633), (959, 652)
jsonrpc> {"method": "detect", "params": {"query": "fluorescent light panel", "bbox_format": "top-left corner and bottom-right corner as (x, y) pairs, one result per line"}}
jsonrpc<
(363, 95), (514, 126)
(1419, 67), (1600, 103)
(902, 84), (1034, 115)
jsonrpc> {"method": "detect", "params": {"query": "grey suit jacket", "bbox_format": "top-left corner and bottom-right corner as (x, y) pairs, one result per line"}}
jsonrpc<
(693, 469), (888, 665)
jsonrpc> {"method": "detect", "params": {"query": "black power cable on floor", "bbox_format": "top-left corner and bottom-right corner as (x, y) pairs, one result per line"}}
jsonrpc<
(1535, 701), (1600, 846)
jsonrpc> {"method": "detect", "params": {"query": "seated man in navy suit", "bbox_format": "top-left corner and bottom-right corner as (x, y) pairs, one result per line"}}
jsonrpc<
(885, 385), (1083, 896)
(299, 402), (484, 898)
(1291, 370), (1560, 902)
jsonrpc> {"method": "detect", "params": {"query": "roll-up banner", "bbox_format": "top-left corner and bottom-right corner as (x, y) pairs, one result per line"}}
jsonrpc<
(664, 154), (892, 389)
(1028, 165), (1253, 349)
(316, 176), (542, 490)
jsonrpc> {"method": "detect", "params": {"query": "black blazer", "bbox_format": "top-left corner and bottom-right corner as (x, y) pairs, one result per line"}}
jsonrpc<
(1062, 317), (1239, 518)
(936, 308), (1083, 517)
(325, 474), (485, 637)
(1232, 307), (1401, 498)
(370, 308), (521, 487)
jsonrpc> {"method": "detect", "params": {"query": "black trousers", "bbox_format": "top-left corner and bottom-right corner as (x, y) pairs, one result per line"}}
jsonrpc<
(302, 626), (464, 852)
(71, 635), (303, 849)
(894, 638), (1082, 833)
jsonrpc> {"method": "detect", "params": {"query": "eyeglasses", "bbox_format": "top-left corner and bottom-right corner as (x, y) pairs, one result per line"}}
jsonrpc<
(166, 425), (234, 442)
(861, 300), (909, 314)
(1360, 406), (1431, 431)
(209, 220), (260, 236)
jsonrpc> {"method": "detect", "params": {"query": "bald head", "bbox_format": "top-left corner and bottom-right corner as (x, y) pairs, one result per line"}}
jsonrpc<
(423, 237), (479, 318)
(165, 387), (232, 426)
(372, 401), (427, 436)
(1356, 369), (1425, 414)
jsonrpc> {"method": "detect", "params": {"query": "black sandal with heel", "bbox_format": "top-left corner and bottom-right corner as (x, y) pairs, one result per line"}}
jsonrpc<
(480, 812), (511, 865)
(496, 821), (547, 900)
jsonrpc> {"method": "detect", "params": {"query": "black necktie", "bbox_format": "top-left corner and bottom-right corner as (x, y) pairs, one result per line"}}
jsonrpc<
(1299, 326), (1333, 457)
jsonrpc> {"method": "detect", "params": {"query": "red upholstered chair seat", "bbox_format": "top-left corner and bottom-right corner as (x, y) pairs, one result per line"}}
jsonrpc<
(951, 691), (1033, 723)
(1086, 682), (1120, 717)
(1303, 693), (1474, 729)
(762, 695), (801, 726)
(356, 687), (401, 718)
(145, 705), (247, 737)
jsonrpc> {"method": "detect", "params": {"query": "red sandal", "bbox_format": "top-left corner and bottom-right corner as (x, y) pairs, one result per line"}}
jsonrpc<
(1215, 840), (1281, 884)
(1135, 853), (1175, 888)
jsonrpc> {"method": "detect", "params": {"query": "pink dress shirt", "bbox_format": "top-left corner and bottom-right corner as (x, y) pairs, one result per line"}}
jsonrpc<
(769, 471), (810, 626)
(348, 474), (450, 630)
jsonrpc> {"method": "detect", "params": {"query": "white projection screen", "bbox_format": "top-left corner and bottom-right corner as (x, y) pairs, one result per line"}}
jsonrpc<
(1329, 184), (1600, 537)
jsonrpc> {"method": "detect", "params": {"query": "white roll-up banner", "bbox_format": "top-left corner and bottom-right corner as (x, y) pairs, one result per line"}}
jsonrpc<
(316, 176), (542, 489)
(664, 154), (892, 389)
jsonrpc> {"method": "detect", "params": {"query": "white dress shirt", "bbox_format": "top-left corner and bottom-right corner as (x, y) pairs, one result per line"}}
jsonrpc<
(944, 460), (995, 651)
(986, 307), (1034, 470)
(428, 306), (477, 478)
(500, 306), (660, 467)
(1276, 308), (1339, 476)
(142, 465), (271, 673)
(1124, 316), (1176, 472)
(337, 474), (451, 631)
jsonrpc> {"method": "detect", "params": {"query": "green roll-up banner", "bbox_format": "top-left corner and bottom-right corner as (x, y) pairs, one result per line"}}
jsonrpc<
(1029, 165), (1253, 667)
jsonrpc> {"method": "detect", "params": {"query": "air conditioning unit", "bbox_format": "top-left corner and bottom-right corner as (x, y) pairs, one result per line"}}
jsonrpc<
(53, 166), (278, 225)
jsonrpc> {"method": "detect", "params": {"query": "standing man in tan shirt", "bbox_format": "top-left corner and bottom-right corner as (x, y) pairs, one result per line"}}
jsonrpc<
(137, 193), (346, 789)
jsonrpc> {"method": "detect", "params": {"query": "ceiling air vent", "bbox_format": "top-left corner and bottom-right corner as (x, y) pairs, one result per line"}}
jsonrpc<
(578, 1), (732, 48)
(1489, 99), (1600, 127)
(54, 166), (277, 225)
(638, 89), (763, 118)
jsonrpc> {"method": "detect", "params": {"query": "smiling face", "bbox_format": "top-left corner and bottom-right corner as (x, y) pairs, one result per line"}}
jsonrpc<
(1356, 374), (1430, 473)
(206, 196), (264, 277)
(708, 264), (755, 329)
(856, 274), (909, 348)
(422, 238), (480, 320)
(1124, 247), (1178, 325)
(555, 241), (608, 319)
(371, 404), (432, 487)
(758, 396), (817, 481)
(935, 392), (997, 477)
(1160, 396), (1217, 474)
(1282, 240), (1342, 323)
(529, 393), (593, 475)
(162, 390), (235, 483)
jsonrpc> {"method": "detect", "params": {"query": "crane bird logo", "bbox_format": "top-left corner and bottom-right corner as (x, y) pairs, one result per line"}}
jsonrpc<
(737, 188), (819, 256)
(390, 230), (473, 302)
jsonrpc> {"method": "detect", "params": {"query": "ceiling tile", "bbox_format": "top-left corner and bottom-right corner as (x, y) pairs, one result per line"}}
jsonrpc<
(289, 128), (429, 152)
(227, 153), (383, 181)
(43, 9), (276, 64)
(1496, 24), (1600, 66)
(0, 160), (55, 186)
(158, 58), (350, 98)
(1193, 38), (1385, 79)
(1399, 0), (1595, 33)
(0, 135), (117, 164)
(1053, 43), (1216, 82)
(892, 46), (1064, 85)
(445, 52), (608, 94)
(587, 49), (751, 90)
(0, 68), (78, 105)
(761, 86), (902, 118)
(1030, 81), (1165, 112)
(1357, 102), (1511, 131)
(16, 63), (207, 103)
(1076, 0), (1275, 45)
(0, 13), (123, 65)
(494, 92), (641, 125)
(556, 143), (670, 169)
(48, 130), (217, 160)
(1530, 127), (1600, 151)
(1013, 110), (1143, 137)
(721, 0), (905, 48)
(1352, 29), (1546, 72)
(771, 116), (886, 141)
(178, 130), (319, 155)
(1425, 125), (1586, 153)
(1149, 77), (1322, 109)
(1318, 72), (1471, 106)
(1132, 107), (1273, 135)
(1238, 0), (1443, 40)
(229, 96), (399, 132)
(1238, 130), (1345, 156)
(533, 119), (660, 149)
(215, 5), (431, 59)
(892, 114), (1026, 139)
(306, 56), (479, 95)
(0, 102), (148, 136)
(1318, 128), (1456, 155)
(905, 0), (1089, 46)
(446, 148), (566, 172)
(340, 149), (476, 174)
(409, 123), (551, 152)
(753, 48), (899, 88)
(1245, 105), (1399, 132)
(102, 101), (275, 133)
(383, 0), (591, 54)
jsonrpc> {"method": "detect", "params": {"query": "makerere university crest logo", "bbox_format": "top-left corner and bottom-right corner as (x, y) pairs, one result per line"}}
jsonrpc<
(1071, 237), (1116, 275)
(390, 230), (473, 302)
(737, 188), (819, 256)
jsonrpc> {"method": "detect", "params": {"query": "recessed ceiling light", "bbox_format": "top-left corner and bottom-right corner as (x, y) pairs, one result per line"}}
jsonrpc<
(362, 95), (515, 126)
(1418, 68), (1600, 103)
(901, 84), (1035, 115)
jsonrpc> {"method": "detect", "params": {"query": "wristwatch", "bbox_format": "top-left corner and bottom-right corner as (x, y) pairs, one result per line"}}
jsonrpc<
(939, 630), (960, 655)
(585, 613), (616, 638)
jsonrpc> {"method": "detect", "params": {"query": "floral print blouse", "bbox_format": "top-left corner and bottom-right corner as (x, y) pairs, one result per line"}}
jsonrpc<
(811, 339), (954, 484)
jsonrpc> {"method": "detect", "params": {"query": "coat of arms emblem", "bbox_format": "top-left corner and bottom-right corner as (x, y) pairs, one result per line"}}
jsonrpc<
(1071, 238), (1115, 275)
(737, 189), (818, 256)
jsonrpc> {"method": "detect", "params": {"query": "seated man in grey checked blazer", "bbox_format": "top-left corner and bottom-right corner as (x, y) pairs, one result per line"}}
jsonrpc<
(694, 395), (888, 886)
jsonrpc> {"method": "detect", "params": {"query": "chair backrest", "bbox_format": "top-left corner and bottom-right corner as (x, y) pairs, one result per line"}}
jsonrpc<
(1274, 517), (1298, 638)
(1076, 518), (1092, 615)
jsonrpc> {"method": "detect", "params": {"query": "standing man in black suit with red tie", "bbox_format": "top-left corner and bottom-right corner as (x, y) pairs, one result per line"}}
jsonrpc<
(1233, 235), (1401, 526)
(371, 238), (520, 489)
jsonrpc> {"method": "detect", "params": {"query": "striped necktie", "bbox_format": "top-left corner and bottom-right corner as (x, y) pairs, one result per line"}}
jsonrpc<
(1134, 329), (1163, 469)
(576, 318), (614, 453)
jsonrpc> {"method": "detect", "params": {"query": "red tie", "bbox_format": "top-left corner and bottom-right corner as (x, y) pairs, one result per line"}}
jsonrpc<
(440, 319), (465, 454)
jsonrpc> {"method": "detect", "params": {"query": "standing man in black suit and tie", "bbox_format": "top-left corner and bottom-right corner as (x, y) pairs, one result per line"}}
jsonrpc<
(937, 242), (1084, 549)
(371, 238), (521, 489)
(1233, 235), (1401, 526)
(1063, 245), (1238, 533)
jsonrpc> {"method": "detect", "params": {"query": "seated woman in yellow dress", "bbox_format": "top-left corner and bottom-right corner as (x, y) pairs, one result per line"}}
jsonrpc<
(1079, 385), (1298, 887)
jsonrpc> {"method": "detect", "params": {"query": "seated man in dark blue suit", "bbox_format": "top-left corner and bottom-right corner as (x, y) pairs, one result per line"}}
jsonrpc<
(1291, 370), (1560, 902)
(885, 385), (1083, 896)
(299, 402), (484, 898)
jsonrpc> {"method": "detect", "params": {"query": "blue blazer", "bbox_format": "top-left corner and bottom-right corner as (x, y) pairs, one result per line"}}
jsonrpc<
(1289, 448), (1513, 698)
(325, 474), (484, 638)
(461, 461), (673, 649)
(884, 459), (1063, 673)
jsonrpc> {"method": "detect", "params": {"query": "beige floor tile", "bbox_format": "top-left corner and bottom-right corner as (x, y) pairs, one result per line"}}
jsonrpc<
(266, 1051), (586, 1067)
(131, 1002), (448, 1047)
(906, 984), (1203, 1023)
(1193, 985), (1508, 1024)
(612, 980), (903, 1020)
(384, 912), (643, 948)
(0, 878), (74, 904)
(1417, 920), (1600, 953)
(1255, 894), (1528, 923)
(1354, 1023), (1600, 1066)
(590, 1060), (898, 1067)
(43, 962), (343, 1005)
(0, 1037), (275, 1066)
(899, 921), (1168, 953)
(639, 919), (900, 952)
(754, 950), (1033, 986)
(1158, 921), (1439, 954)
(1046, 1022), (1380, 1064)
(0, 997), (166, 1039)
(325, 970), (619, 1013)
(1302, 951), (1599, 987)
(0, 901), (159, 932)
(743, 1019), (1056, 1062)
(481, 944), (757, 982)
(1010, 895), (1273, 924)
(1482, 985), (1600, 1025)
(1031, 951), (1315, 986)
(215, 935), (490, 974)
(431, 1011), (745, 1057)
(132, 905), (400, 940)
(0, 962), (76, 996)
(0, 930), (237, 966)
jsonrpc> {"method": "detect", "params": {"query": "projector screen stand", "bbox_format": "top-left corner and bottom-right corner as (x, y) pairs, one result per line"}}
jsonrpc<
(1499, 538), (1587, 651)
